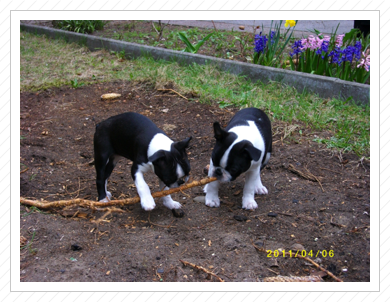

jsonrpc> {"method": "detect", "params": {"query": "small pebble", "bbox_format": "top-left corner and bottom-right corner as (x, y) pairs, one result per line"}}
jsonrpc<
(157, 268), (164, 274)
(156, 257), (161, 260)
(233, 215), (248, 222)
(292, 199), (299, 204)
(290, 243), (305, 251)
(172, 208), (185, 218)
(267, 212), (277, 217)
(255, 241), (264, 247)
(193, 196), (206, 203)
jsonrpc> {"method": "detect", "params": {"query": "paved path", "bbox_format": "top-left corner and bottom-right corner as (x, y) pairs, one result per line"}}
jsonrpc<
(156, 20), (354, 37)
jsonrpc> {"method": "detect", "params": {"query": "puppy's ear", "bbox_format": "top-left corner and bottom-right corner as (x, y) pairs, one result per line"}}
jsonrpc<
(213, 122), (229, 141)
(173, 136), (192, 151)
(149, 150), (166, 163)
(243, 144), (262, 161)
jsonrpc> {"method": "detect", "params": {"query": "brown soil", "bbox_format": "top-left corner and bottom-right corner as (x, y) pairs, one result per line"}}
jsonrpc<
(20, 81), (370, 282)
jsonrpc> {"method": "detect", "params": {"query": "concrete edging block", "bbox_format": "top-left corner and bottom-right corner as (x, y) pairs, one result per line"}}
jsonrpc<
(21, 24), (370, 106)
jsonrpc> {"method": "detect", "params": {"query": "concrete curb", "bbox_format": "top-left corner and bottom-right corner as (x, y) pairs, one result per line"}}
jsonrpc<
(21, 24), (369, 106)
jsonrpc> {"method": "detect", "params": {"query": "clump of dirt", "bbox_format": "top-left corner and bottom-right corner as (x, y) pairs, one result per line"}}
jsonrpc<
(20, 81), (370, 282)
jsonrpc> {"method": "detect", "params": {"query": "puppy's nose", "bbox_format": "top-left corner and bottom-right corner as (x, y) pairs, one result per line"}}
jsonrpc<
(215, 168), (223, 176)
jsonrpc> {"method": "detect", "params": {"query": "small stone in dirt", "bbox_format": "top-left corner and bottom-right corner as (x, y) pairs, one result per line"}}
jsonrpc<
(193, 196), (205, 203)
(292, 199), (299, 204)
(267, 212), (277, 217)
(255, 241), (264, 247)
(156, 257), (161, 260)
(290, 243), (305, 251)
(172, 208), (185, 218)
(71, 244), (82, 251)
(233, 215), (248, 222)
(157, 268), (164, 274)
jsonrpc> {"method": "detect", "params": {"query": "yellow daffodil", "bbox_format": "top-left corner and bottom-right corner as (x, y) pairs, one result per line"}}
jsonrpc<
(285, 20), (296, 28)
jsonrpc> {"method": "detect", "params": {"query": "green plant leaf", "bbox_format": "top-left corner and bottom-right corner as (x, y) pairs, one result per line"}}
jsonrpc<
(178, 32), (196, 53)
(193, 33), (214, 52)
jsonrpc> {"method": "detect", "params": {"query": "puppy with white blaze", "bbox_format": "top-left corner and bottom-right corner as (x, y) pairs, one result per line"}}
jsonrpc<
(94, 112), (191, 211)
(204, 107), (272, 210)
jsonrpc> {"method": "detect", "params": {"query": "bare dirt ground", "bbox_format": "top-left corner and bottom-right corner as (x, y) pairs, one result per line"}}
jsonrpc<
(20, 17), (370, 284)
(20, 81), (370, 282)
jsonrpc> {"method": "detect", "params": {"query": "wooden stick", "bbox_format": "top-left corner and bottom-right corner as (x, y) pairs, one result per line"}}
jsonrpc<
(288, 164), (317, 181)
(251, 241), (343, 282)
(179, 259), (224, 282)
(305, 167), (324, 192)
(263, 275), (323, 282)
(157, 89), (188, 100)
(20, 177), (217, 209)
(288, 164), (324, 192)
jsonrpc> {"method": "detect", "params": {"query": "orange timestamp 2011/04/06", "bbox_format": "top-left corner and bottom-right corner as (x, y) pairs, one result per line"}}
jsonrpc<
(266, 249), (334, 258)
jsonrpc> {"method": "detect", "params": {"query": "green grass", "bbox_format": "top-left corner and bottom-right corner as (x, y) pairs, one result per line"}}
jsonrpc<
(20, 31), (370, 156)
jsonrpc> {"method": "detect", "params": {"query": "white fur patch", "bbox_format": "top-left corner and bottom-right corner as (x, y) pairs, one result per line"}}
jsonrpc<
(134, 171), (155, 211)
(219, 121), (265, 170)
(263, 152), (271, 166)
(229, 121), (265, 163)
(147, 133), (173, 158)
(159, 180), (182, 209)
(176, 163), (185, 179)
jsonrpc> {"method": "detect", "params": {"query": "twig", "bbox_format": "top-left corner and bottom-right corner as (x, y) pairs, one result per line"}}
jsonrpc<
(251, 241), (343, 282)
(211, 20), (217, 31)
(275, 212), (293, 217)
(20, 168), (29, 174)
(263, 275), (323, 282)
(305, 167), (324, 192)
(288, 164), (316, 181)
(319, 167), (342, 175)
(157, 89), (188, 100)
(179, 259), (224, 282)
(20, 177), (217, 209)
(151, 20), (170, 42)
(287, 164), (324, 192)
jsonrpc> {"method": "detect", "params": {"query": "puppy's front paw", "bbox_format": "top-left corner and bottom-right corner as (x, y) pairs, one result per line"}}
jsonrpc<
(162, 197), (182, 210)
(242, 197), (258, 210)
(205, 193), (220, 208)
(255, 185), (268, 195)
(140, 196), (156, 211)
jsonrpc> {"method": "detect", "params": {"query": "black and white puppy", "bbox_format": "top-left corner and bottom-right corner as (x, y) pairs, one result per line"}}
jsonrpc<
(204, 107), (272, 210)
(94, 112), (191, 211)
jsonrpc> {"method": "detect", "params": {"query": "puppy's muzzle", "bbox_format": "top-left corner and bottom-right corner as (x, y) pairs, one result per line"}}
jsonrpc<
(215, 168), (223, 177)
(213, 167), (231, 182)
